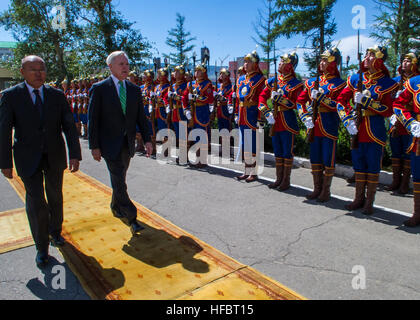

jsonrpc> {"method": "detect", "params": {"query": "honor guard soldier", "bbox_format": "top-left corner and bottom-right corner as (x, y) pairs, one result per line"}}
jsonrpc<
(154, 68), (170, 134)
(215, 68), (234, 133)
(388, 51), (420, 194)
(337, 45), (398, 215)
(182, 63), (214, 168)
(259, 51), (303, 191)
(234, 50), (266, 183)
(140, 70), (156, 155)
(393, 73), (420, 227)
(70, 79), (80, 133)
(297, 47), (346, 202)
(168, 65), (189, 162)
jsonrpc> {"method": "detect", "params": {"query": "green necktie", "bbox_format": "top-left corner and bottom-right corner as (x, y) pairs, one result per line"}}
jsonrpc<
(119, 80), (127, 115)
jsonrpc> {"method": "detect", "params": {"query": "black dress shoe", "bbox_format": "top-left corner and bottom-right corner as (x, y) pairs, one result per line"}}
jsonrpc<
(50, 235), (66, 247)
(36, 252), (49, 269)
(111, 208), (125, 219)
(130, 221), (145, 235)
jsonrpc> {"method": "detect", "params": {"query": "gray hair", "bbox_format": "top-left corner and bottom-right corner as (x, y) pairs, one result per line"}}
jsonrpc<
(106, 51), (129, 66)
(21, 55), (46, 69)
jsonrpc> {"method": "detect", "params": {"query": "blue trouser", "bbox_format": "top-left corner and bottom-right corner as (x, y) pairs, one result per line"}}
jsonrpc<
(218, 118), (231, 131)
(310, 136), (337, 168)
(351, 142), (384, 174)
(239, 125), (257, 156)
(411, 151), (420, 183)
(390, 134), (412, 160)
(272, 131), (294, 159)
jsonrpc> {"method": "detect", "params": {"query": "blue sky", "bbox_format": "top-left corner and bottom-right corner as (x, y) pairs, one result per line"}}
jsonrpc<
(0, 0), (382, 76)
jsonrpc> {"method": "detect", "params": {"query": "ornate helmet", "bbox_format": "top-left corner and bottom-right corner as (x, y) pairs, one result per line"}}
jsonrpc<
(195, 63), (207, 73)
(175, 64), (186, 74)
(367, 45), (388, 61)
(143, 69), (154, 78)
(219, 68), (230, 77)
(238, 66), (245, 75)
(280, 52), (299, 69)
(158, 67), (169, 77)
(244, 50), (260, 63)
(61, 79), (68, 85)
(129, 70), (137, 77)
(404, 50), (419, 65)
(321, 47), (342, 65)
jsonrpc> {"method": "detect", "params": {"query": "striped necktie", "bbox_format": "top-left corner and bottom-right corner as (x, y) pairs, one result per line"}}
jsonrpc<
(118, 80), (127, 115)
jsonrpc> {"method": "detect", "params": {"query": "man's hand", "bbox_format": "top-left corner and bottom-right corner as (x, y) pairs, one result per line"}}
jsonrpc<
(69, 159), (80, 173)
(145, 142), (153, 158)
(92, 149), (102, 162)
(1, 168), (13, 179)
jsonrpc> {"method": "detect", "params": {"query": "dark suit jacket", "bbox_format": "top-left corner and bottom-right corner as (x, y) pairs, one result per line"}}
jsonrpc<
(88, 77), (151, 160)
(0, 83), (82, 178)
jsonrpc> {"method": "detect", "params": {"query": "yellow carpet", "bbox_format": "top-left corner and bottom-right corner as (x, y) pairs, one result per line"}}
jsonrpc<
(3, 170), (305, 300)
(0, 208), (33, 254)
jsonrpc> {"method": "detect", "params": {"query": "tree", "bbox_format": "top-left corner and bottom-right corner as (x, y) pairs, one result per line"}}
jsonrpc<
(165, 13), (196, 67)
(0, 0), (83, 82)
(370, 0), (420, 76)
(252, 0), (276, 76)
(75, 0), (152, 74)
(271, 0), (337, 76)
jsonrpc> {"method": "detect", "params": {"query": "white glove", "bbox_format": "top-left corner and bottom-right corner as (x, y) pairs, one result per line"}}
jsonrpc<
(150, 91), (156, 97)
(304, 119), (314, 129)
(346, 120), (358, 136)
(232, 92), (237, 99)
(185, 110), (192, 120)
(168, 91), (174, 98)
(228, 104), (234, 114)
(209, 105), (214, 113)
(311, 89), (320, 100)
(396, 90), (403, 99)
(271, 91), (281, 100)
(389, 114), (397, 126)
(188, 93), (195, 100)
(234, 115), (239, 124)
(410, 121), (420, 138)
(213, 91), (218, 97)
(266, 113), (275, 125)
(166, 105), (171, 114)
(354, 92), (365, 105)
(148, 105), (153, 114)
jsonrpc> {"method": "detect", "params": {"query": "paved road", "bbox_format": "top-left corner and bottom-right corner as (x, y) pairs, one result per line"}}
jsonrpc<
(1, 139), (419, 300)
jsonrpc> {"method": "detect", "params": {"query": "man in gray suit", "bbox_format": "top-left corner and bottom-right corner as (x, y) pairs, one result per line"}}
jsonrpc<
(88, 51), (152, 235)
(0, 56), (81, 268)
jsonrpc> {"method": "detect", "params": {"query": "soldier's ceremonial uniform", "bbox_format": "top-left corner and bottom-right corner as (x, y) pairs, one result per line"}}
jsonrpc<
(235, 51), (266, 182)
(259, 52), (303, 191)
(169, 65), (189, 142)
(154, 68), (170, 133)
(182, 63), (214, 167)
(214, 68), (234, 132)
(388, 52), (420, 193)
(140, 70), (156, 154)
(393, 74), (420, 227)
(338, 45), (398, 215)
(297, 47), (346, 202)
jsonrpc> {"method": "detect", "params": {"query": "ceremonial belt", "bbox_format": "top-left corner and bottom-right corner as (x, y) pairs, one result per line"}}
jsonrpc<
(362, 109), (378, 117)
(276, 105), (293, 112)
(240, 101), (258, 108)
(195, 102), (209, 107)
(417, 114), (420, 121)
(318, 106), (336, 113)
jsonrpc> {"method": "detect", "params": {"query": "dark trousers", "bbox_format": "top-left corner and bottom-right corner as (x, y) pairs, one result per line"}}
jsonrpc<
(104, 141), (137, 224)
(20, 155), (64, 254)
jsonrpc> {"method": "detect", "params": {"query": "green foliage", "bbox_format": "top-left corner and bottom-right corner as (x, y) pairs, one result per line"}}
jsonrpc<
(0, 0), (152, 82)
(165, 13), (196, 67)
(370, 0), (420, 77)
(271, 0), (337, 76)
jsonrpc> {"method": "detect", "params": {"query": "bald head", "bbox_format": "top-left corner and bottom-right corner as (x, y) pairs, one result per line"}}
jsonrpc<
(20, 55), (47, 89)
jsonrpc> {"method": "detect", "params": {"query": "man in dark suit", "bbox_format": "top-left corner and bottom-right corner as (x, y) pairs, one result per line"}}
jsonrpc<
(0, 56), (82, 268)
(88, 51), (153, 235)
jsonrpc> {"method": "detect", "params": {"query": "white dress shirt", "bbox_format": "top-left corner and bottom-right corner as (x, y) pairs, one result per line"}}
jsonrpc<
(111, 74), (126, 97)
(25, 81), (44, 104)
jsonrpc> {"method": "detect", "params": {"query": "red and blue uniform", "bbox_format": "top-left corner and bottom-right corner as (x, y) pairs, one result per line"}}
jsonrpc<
(140, 82), (154, 137)
(337, 72), (397, 174)
(297, 75), (346, 168)
(215, 82), (233, 131)
(154, 81), (169, 133)
(259, 74), (303, 160)
(171, 81), (188, 140)
(235, 71), (266, 156)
